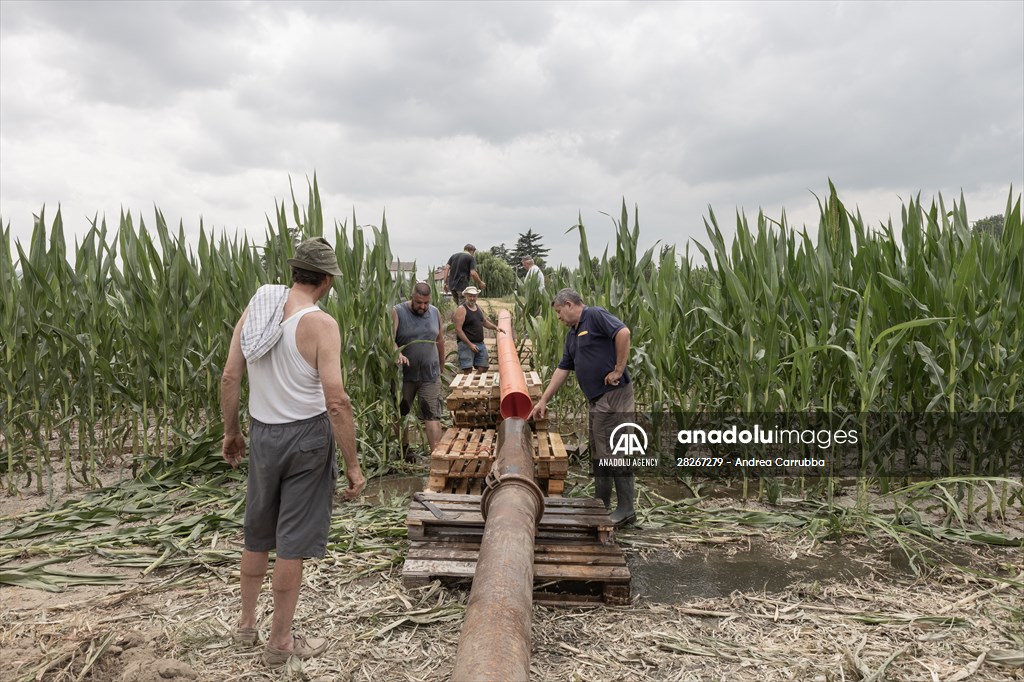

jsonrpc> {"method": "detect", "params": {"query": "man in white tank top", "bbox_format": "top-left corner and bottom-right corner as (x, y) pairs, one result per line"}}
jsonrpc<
(221, 237), (365, 667)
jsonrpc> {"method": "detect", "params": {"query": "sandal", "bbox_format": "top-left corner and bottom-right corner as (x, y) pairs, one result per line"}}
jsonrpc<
(262, 633), (328, 667)
(231, 625), (260, 646)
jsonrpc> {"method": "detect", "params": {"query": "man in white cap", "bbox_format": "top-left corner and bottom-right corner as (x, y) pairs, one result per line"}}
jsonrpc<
(453, 286), (502, 373)
(221, 237), (365, 666)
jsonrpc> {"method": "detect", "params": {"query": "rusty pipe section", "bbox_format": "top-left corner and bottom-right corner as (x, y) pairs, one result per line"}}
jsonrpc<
(451, 418), (544, 682)
(497, 311), (532, 419)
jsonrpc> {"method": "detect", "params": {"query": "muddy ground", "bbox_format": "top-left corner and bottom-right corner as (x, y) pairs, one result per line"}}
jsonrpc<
(2, 464), (1022, 682)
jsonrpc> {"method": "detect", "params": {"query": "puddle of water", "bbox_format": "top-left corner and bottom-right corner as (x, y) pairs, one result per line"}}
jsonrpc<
(359, 475), (426, 504)
(568, 469), (733, 502)
(627, 540), (916, 604)
(642, 477), (698, 501)
(642, 477), (783, 501)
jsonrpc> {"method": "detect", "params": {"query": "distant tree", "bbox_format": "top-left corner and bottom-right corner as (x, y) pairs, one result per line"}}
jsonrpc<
(488, 243), (513, 267)
(260, 226), (302, 270)
(973, 214), (1004, 238)
(475, 251), (515, 297)
(510, 229), (550, 273)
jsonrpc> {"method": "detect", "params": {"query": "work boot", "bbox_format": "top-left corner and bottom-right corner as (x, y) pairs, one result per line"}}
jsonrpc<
(392, 442), (407, 462)
(399, 442), (419, 463)
(609, 473), (636, 527)
(594, 476), (613, 510)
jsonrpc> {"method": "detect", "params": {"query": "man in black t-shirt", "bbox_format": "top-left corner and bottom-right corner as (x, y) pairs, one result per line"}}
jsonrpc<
(442, 243), (486, 305)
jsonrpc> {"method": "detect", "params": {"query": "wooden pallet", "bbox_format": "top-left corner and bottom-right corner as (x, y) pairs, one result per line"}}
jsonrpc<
(447, 364), (549, 430)
(406, 492), (614, 544)
(426, 428), (495, 494)
(483, 338), (533, 370)
(534, 431), (568, 490)
(403, 493), (628, 605)
(447, 371), (543, 411)
(427, 474), (563, 496)
(449, 411), (550, 432)
(427, 429), (568, 496)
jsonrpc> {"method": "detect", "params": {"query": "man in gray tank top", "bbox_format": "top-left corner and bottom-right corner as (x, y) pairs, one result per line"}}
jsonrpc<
(392, 281), (445, 459)
(221, 237), (365, 666)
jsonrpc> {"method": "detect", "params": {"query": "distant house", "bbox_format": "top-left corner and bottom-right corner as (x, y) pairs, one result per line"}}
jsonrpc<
(389, 260), (416, 280)
(433, 266), (452, 297)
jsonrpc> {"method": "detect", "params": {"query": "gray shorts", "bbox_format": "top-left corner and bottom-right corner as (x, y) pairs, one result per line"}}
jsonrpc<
(400, 378), (443, 421)
(245, 412), (337, 560)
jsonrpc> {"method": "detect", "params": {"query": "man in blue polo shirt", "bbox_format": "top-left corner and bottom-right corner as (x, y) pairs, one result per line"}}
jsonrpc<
(528, 288), (636, 526)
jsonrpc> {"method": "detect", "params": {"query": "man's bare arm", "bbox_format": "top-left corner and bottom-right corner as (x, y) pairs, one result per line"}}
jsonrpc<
(392, 305), (410, 366)
(220, 309), (248, 468)
(317, 315), (365, 500)
(606, 327), (631, 385)
(436, 312), (445, 369)
(528, 367), (571, 421)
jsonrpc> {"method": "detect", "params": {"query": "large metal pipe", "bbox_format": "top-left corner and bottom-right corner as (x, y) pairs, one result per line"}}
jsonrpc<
(452, 418), (544, 682)
(497, 310), (532, 419)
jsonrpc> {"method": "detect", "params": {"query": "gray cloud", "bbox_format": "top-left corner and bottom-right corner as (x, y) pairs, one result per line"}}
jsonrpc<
(1, 0), (1020, 273)
(4, 2), (255, 106)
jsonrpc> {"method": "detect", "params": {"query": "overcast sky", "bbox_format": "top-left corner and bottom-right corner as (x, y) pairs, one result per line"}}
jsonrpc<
(1, 1), (1021, 274)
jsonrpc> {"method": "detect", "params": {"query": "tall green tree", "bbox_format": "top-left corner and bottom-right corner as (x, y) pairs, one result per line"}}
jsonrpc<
(488, 243), (513, 267)
(510, 229), (550, 272)
(475, 251), (515, 297)
(973, 214), (1004, 238)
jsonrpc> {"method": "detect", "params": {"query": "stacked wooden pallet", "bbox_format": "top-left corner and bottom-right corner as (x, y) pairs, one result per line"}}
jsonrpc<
(427, 427), (568, 495)
(447, 370), (546, 429)
(425, 427), (495, 494)
(483, 338), (533, 371)
(404, 336), (633, 607)
(403, 492), (629, 605)
(533, 429), (568, 495)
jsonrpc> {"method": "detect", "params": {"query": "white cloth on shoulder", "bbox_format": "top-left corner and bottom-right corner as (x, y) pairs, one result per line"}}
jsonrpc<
(240, 284), (289, 362)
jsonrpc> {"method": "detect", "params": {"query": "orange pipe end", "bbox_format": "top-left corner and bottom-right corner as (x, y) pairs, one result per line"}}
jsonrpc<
(497, 311), (532, 419)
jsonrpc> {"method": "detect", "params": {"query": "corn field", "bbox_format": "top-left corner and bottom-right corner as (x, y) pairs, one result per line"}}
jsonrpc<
(519, 183), (1022, 414)
(1, 178), (415, 494)
(516, 183), (1023, 500)
(2, 177), (1022, 682)
(1, 180), (1021, 498)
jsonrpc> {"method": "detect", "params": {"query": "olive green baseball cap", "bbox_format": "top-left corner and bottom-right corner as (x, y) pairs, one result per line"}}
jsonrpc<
(287, 237), (342, 276)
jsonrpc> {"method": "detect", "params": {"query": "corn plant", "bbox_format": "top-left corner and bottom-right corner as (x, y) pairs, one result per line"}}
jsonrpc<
(1, 177), (416, 493)
(518, 185), (1022, 507)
